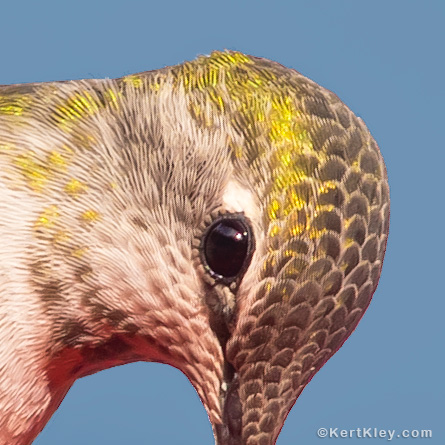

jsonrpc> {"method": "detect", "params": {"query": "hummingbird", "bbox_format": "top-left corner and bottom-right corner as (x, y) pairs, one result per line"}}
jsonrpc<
(0, 51), (389, 444)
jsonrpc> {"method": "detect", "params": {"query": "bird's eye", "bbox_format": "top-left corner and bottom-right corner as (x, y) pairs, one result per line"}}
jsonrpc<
(202, 214), (254, 283)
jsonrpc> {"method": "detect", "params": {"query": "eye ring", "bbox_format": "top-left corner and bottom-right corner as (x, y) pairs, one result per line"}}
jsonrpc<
(199, 212), (255, 285)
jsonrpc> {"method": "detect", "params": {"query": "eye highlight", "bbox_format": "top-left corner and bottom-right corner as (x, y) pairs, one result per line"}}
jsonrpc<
(201, 214), (255, 284)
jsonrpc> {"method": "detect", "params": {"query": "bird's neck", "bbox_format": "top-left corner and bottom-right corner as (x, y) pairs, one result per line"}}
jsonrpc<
(0, 264), (138, 445)
(0, 300), (69, 444)
(0, 312), (145, 444)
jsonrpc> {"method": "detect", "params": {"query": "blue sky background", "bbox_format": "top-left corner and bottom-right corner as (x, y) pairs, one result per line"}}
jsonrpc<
(2, 1), (443, 444)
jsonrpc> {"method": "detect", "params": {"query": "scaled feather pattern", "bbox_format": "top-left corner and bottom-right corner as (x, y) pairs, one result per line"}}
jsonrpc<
(0, 51), (389, 444)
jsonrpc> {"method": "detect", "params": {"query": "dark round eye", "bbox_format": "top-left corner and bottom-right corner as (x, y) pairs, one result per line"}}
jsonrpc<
(202, 215), (254, 282)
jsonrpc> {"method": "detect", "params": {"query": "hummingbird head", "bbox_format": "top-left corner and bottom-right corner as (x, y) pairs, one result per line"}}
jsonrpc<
(0, 51), (389, 444)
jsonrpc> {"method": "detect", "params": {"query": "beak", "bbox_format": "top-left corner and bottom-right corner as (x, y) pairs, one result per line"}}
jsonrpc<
(214, 374), (243, 445)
